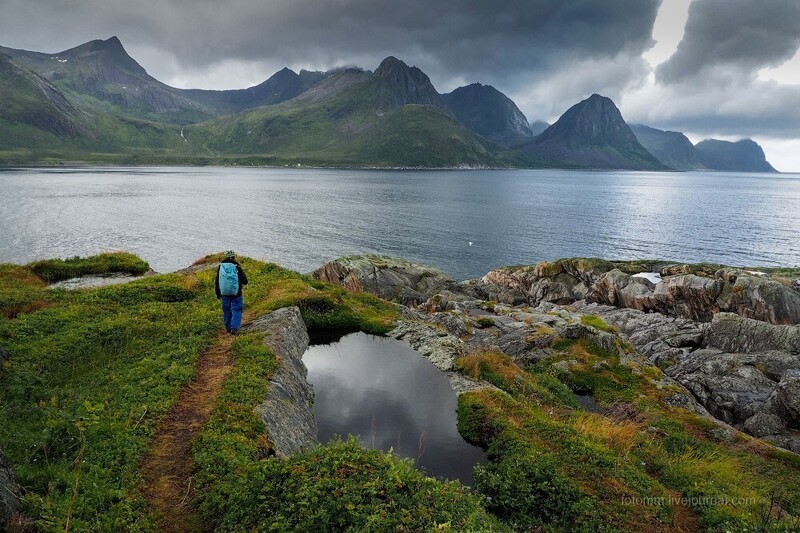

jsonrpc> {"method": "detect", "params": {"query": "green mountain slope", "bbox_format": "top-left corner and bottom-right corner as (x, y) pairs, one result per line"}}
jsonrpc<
(179, 68), (329, 114)
(188, 63), (505, 167)
(1, 37), (215, 124)
(0, 36), (779, 170)
(695, 139), (777, 172)
(1, 37), (331, 124)
(0, 52), (81, 148)
(630, 124), (705, 170)
(0, 52), (202, 165)
(522, 94), (668, 170)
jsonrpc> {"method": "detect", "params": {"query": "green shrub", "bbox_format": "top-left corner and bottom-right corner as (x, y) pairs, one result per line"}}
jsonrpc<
(474, 453), (584, 528)
(475, 316), (495, 328)
(217, 438), (503, 532)
(580, 314), (617, 333)
(29, 252), (150, 283)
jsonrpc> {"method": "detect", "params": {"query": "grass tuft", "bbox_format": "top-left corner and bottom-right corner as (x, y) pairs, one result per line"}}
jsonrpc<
(28, 252), (150, 283)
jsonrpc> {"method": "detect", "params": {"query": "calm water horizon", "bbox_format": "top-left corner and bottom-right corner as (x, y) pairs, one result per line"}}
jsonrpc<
(1, 166), (799, 279)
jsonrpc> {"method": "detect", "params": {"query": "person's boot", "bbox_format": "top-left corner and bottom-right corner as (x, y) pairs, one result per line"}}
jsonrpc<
(230, 328), (238, 335)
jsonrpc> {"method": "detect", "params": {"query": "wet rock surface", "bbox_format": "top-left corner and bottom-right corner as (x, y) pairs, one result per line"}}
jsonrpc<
(320, 255), (800, 453)
(243, 307), (318, 456)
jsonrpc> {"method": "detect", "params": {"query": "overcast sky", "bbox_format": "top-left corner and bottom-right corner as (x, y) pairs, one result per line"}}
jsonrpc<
(2, 0), (799, 170)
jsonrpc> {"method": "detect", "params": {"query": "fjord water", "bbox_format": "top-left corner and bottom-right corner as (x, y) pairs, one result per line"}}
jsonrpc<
(1, 166), (799, 278)
(302, 332), (486, 484)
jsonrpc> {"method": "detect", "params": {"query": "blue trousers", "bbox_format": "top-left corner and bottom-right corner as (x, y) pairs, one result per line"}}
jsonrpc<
(221, 295), (243, 331)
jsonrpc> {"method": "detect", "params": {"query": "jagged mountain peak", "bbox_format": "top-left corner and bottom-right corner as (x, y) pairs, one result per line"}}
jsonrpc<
(262, 67), (299, 84)
(370, 56), (443, 109)
(94, 36), (124, 50)
(538, 93), (636, 145)
(374, 56), (409, 75)
(57, 35), (147, 76)
(528, 93), (666, 170)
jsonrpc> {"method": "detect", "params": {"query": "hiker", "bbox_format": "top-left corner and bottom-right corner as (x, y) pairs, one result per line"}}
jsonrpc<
(215, 250), (248, 334)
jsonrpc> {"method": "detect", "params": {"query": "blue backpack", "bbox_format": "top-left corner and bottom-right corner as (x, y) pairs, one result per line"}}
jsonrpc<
(218, 263), (240, 296)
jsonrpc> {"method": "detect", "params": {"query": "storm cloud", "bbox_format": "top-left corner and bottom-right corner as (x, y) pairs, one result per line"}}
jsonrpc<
(621, 0), (800, 158)
(2, 0), (800, 168)
(0, 0), (659, 92)
(657, 0), (800, 83)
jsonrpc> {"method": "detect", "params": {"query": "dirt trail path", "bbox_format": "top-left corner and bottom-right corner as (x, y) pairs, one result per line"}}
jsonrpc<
(140, 314), (251, 532)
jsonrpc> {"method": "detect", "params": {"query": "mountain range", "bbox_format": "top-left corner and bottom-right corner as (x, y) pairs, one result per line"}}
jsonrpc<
(0, 36), (777, 171)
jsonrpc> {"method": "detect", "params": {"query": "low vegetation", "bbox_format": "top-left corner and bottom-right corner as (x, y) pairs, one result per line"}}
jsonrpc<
(580, 314), (617, 333)
(457, 336), (800, 531)
(0, 253), (499, 531)
(2, 252), (799, 531)
(28, 252), (150, 283)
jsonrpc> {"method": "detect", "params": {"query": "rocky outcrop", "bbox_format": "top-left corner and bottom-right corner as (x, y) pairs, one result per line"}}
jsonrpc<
(634, 274), (724, 322)
(715, 272), (800, 325)
(666, 349), (783, 424)
(589, 267), (800, 326)
(569, 302), (800, 452)
(588, 269), (654, 311)
(312, 255), (468, 306)
(387, 319), (497, 395)
(1, 447), (20, 531)
(243, 307), (317, 456)
(477, 258), (634, 306)
(476, 260), (800, 326)
(669, 355), (800, 453)
(705, 313), (800, 354)
(318, 255), (800, 327)
(312, 255), (800, 453)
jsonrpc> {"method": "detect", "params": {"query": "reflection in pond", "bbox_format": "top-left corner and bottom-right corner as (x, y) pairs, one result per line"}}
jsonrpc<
(303, 332), (487, 484)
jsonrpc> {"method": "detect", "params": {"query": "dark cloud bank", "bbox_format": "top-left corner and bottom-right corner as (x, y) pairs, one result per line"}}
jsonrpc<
(1, 0), (799, 145)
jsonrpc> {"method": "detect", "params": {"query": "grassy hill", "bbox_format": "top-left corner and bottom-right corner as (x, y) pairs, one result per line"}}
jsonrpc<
(1, 253), (799, 530)
(187, 67), (508, 168)
(0, 53), (82, 148)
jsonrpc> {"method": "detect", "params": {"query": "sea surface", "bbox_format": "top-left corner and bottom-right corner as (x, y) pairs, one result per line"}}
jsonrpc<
(1, 166), (799, 278)
(303, 332), (487, 484)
